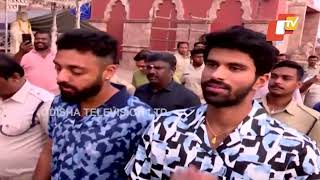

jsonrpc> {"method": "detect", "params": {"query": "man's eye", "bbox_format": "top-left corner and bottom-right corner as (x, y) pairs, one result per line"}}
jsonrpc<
(71, 69), (83, 75)
(229, 66), (242, 71)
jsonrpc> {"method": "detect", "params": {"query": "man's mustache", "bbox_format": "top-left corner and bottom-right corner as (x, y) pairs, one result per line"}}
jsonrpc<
(58, 82), (77, 90)
(202, 79), (231, 90)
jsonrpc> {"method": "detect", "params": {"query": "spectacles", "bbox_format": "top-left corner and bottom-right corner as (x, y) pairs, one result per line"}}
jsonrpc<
(0, 101), (43, 137)
(146, 65), (167, 71)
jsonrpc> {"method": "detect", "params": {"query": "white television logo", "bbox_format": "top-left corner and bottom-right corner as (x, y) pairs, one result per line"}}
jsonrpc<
(275, 17), (299, 35)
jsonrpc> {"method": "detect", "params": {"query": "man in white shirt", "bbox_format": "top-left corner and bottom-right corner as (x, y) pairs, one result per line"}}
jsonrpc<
(303, 55), (320, 80)
(181, 48), (205, 103)
(174, 41), (191, 80)
(0, 54), (53, 180)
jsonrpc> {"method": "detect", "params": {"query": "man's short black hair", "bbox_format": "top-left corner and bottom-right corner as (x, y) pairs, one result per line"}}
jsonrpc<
(57, 29), (118, 64)
(134, 49), (151, 61)
(308, 55), (319, 60)
(204, 26), (279, 76)
(146, 52), (176, 69)
(278, 53), (289, 58)
(0, 53), (24, 79)
(191, 48), (204, 56)
(34, 30), (52, 39)
(272, 60), (304, 81)
(194, 41), (205, 48)
(177, 41), (189, 48)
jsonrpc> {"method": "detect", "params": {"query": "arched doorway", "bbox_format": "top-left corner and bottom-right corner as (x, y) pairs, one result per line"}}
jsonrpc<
(106, 0), (127, 59)
(210, 0), (243, 32)
(150, 0), (178, 52)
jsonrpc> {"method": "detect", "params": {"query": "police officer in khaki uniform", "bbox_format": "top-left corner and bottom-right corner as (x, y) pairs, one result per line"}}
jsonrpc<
(258, 60), (320, 146)
(0, 54), (53, 180)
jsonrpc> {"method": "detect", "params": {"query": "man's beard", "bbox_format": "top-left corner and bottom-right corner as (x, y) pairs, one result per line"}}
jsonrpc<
(34, 43), (49, 51)
(201, 79), (255, 108)
(58, 78), (103, 103)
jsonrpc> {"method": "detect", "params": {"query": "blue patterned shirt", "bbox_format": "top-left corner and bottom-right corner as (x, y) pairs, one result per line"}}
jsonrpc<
(48, 84), (154, 180)
(126, 101), (320, 179)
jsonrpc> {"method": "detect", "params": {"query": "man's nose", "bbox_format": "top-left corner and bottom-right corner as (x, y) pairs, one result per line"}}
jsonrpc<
(57, 69), (71, 83)
(210, 66), (228, 80)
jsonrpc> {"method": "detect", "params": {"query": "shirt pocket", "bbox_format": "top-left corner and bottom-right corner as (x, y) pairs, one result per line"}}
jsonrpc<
(0, 118), (31, 136)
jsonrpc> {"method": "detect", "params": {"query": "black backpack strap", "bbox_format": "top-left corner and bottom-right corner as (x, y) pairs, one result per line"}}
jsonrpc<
(30, 101), (44, 128)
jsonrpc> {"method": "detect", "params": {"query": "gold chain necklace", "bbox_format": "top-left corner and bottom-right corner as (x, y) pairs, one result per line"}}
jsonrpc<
(206, 122), (238, 145)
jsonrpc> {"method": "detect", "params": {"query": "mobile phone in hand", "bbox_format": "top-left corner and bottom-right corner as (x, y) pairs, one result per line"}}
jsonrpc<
(22, 34), (32, 44)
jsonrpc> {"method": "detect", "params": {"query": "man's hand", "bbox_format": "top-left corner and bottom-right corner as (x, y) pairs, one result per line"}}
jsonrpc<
(19, 41), (33, 55)
(171, 166), (217, 180)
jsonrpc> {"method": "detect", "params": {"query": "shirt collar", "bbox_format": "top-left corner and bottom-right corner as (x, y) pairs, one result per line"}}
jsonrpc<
(147, 80), (177, 92)
(9, 80), (31, 103)
(101, 83), (131, 109)
(175, 52), (189, 59)
(178, 101), (268, 153)
(260, 95), (297, 116)
(184, 100), (268, 137)
(31, 49), (55, 57)
(164, 81), (177, 91)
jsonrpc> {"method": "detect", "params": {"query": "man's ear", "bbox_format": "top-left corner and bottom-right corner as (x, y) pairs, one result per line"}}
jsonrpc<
(103, 64), (118, 81)
(297, 80), (303, 89)
(9, 72), (22, 82)
(252, 73), (269, 91)
(171, 66), (176, 72)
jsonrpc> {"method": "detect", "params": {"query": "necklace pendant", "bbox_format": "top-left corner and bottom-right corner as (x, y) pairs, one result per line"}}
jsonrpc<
(211, 136), (217, 144)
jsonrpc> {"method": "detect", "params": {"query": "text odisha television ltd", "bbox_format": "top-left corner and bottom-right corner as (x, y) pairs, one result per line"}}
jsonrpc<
(49, 107), (168, 117)
(267, 14), (299, 41)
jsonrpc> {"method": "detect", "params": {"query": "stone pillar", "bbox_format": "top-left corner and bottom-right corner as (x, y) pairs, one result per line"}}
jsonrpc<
(286, 2), (307, 54)
(175, 20), (211, 49)
(121, 20), (153, 70)
(301, 8), (320, 54)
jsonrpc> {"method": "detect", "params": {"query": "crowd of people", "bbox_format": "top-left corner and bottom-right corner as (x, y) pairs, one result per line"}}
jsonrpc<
(0, 26), (320, 180)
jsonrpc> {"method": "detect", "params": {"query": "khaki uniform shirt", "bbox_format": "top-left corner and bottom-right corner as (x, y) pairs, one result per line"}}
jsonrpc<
(0, 81), (54, 177)
(258, 96), (320, 146)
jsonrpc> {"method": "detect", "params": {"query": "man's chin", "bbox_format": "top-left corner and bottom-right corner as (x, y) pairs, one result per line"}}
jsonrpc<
(60, 91), (80, 103)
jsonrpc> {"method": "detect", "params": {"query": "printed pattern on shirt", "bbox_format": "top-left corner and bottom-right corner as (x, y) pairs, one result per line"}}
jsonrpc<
(126, 101), (320, 180)
(49, 95), (154, 180)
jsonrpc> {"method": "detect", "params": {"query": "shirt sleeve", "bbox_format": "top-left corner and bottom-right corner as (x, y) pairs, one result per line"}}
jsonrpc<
(125, 117), (155, 180)
(295, 140), (320, 178)
(308, 120), (320, 148)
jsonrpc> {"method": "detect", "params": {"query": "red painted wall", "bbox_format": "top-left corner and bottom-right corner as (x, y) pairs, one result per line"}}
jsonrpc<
(150, 0), (177, 51)
(251, 0), (279, 20)
(107, 1), (126, 58)
(211, 0), (243, 32)
(130, 0), (154, 19)
(91, 0), (111, 19)
(91, 0), (283, 50)
(277, 0), (288, 15)
(181, 0), (212, 19)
